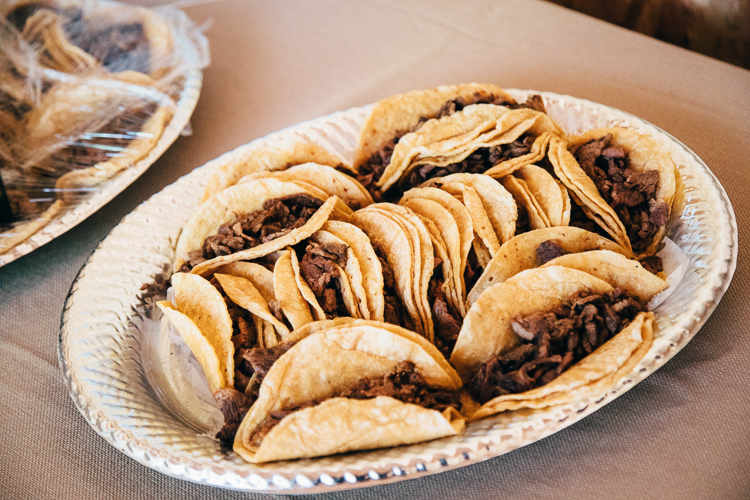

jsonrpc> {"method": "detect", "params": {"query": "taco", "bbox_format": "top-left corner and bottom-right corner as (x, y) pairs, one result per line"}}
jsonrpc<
(400, 187), (475, 311)
(373, 104), (564, 195)
(548, 128), (677, 256)
(467, 227), (630, 306)
(202, 141), (347, 202)
(6, 0), (175, 78)
(160, 270), (338, 443)
(302, 226), (373, 319)
(539, 250), (668, 303)
(236, 163), (373, 210)
(319, 220), (385, 322)
(351, 206), (422, 333)
(400, 190), (470, 317)
(512, 164), (571, 227)
(424, 172), (518, 244)
(19, 78), (175, 200)
(450, 266), (653, 421)
(233, 322), (464, 463)
(354, 84), (547, 197)
(173, 178), (341, 275)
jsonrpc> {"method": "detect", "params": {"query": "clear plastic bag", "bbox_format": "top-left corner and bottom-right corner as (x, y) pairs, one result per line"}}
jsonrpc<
(0, 0), (209, 255)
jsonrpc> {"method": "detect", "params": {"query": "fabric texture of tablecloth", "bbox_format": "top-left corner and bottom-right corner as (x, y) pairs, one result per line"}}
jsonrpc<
(1, 0), (749, 498)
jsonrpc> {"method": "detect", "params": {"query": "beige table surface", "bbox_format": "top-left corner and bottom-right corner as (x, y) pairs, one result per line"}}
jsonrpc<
(2, 0), (749, 498)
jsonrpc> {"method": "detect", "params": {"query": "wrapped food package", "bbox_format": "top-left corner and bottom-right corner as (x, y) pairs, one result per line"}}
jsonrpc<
(0, 0), (209, 258)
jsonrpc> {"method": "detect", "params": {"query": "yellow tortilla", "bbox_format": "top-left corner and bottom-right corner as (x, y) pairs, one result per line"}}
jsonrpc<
(402, 197), (466, 317)
(468, 226), (630, 305)
(351, 207), (422, 335)
(320, 221), (385, 321)
(400, 187), (474, 309)
(562, 127), (677, 257)
(156, 301), (225, 394)
(428, 173), (517, 243)
(452, 266), (614, 379)
(234, 324), (463, 462)
(238, 163), (373, 210)
(499, 175), (550, 230)
(353, 83), (515, 170)
(514, 164), (569, 227)
(174, 177), (339, 275)
(549, 136), (632, 252)
(273, 249), (314, 330)
(289, 248), (327, 321)
(214, 262), (275, 304)
(438, 182), (501, 257)
(470, 312), (654, 420)
(214, 274), (290, 337)
(311, 229), (371, 319)
(540, 250), (668, 303)
(372, 204), (435, 341)
(202, 140), (345, 201)
(171, 273), (234, 387)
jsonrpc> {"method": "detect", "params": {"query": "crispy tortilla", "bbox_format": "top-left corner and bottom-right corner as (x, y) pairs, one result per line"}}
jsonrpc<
(351, 206), (423, 334)
(401, 197), (466, 317)
(371, 204), (435, 341)
(202, 139), (345, 201)
(499, 175), (550, 230)
(233, 323), (463, 463)
(467, 227), (630, 306)
(171, 272), (234, 387)
(311, 228), (371, 319)
(400, 187), (474, 311)
(238, 163), (373, 210)
(320, 220), (385, 321)
(514, 164), (570, 226)
(469, 312), (654, 420)
(452, 266), (614, 379)
(428, 173), (517, 243)
(156, 301), (225, 394)
(378, 107), (564, 192)
(214, 273), (291, 337)
(540, 250), (668, 303)
(273, 249), (314, 330)
(563, 127), (677, 256)
(354, 83), (515, 171)
(173, 177), (339, 274)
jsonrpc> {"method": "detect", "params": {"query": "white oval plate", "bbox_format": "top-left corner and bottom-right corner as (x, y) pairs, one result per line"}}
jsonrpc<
(59, 90), (737, 493)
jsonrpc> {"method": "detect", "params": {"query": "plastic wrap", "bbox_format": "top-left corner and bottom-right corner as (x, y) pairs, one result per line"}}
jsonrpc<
(0, 0), (209, 256)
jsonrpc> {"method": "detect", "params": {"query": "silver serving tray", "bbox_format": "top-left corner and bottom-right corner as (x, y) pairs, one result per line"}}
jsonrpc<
(0, 68), (203, 267)
(59, 90), (737, 493)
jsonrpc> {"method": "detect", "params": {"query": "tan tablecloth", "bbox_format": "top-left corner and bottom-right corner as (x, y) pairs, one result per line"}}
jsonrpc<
(1, 0), (749, 498)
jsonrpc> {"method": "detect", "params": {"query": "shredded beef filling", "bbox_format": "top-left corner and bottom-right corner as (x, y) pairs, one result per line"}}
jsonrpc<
(568, 201), (607, 236)
(214, 388), (252, 445)
(427, 267), (462, 357)
(298, 241), (349, 318)
(180, 194), (323, 272)
(62, 7), (151, 74)
(535, 239), (567, 265)
(248, 361), (460, 447)
(218, 341), (295, 445)
(210, 273), (296, 443)
(373, 243), (413, 329)
(398, 134), (534, 195)
(569, 134), (670, 252)
(463, 248), (484, 294)
(639, 256), (664, 275)
(356, 94), (545, 201)
(468, 288), (643, 404)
